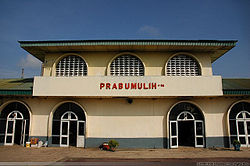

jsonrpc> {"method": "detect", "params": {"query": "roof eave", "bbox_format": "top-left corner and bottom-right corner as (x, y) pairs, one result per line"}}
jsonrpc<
(19, 40), (237, 63)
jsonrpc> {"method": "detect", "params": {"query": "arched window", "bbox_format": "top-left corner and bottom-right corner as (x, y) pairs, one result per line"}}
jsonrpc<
(7, 111), (24, 120)
(56, 55), (87, 77)
(166, 55), (201, 76)
(110, 54), (144, 76)
(61, 111), (78, 121)
(169, 102), (204, 121)
(229, 102), (250, 147)
(177, 111), (195, 121)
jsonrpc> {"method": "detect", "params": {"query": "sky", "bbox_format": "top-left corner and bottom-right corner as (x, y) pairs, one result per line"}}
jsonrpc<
(0, 0), (249, 78)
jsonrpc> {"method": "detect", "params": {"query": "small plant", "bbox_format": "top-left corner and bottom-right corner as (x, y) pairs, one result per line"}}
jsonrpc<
(108, 140), (119, 151)
(232, 139), (241, 151)
(233, 139), (240, 146)
(127, 98), (133, 104)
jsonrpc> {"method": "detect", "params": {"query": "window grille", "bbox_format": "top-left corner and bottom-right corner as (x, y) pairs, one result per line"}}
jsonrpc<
(166, 55), (201, 76)
(56, 55), (87, 77)
(110, 55), (144, 76)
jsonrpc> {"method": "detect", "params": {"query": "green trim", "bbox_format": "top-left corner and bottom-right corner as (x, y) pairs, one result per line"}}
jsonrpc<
(85, 137), (167, 148)
(2, 89), (249, 96)
(0, 90), (32, 95)
(206, 136), (230, 148)
(19, 40), (237, 47)
(223, 90), (250, 95)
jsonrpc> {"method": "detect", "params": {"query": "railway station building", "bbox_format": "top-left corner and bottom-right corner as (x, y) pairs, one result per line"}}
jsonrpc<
(0, 40), (249, 148)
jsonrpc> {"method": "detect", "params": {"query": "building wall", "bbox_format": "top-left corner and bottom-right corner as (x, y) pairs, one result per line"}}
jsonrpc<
(42, 51), (213, 77)
(1, 97), (248, 148)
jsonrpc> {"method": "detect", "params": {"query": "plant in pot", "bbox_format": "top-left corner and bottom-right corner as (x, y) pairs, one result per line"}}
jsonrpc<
(232, 139), (241, 151)
(108, 139), (119, 152)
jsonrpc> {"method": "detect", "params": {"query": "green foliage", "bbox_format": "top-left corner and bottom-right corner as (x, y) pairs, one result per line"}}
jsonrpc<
(232, 139), (241, 146)
(108, 139), (119, 148)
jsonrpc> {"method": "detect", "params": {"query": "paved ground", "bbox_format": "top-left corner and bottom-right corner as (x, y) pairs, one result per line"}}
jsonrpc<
(0, 146), (249, 162)
(59, 158), (250, 166)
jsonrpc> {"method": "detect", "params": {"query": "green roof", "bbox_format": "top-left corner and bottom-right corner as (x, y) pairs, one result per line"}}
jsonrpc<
(19, 39), (237, 47)
(19, 39), (237, 63)
(0, 78), (33, 96)
(222, 79), (250, 90)
(222, 79), (250, 95)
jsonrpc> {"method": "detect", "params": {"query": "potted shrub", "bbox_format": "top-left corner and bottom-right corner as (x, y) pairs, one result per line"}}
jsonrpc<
(99, 142), (110, 151)
(232, 139), (241, 151)
(108, 140), (119, 152)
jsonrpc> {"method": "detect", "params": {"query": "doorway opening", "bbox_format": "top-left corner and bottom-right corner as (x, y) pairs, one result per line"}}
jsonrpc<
(14, 120), (23, 145)
(229, 102), (250, 147)
(69, 121), (77, 146)
(52, 102), (86, 147)
(5, 111), (28, 146)
(169, 102), (205, 148)
(0, 102), (30, 146)
(178, 121), (195, 146)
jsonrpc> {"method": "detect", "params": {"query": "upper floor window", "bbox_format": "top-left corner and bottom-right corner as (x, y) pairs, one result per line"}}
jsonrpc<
(110, 54), (144, 76)
(166, 54), (201, 76)
(56, 55), (87, 77)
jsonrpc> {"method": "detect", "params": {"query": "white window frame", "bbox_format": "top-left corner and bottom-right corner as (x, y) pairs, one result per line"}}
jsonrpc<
(60, 120), (70, 147)
(195, 120), (205, 148)
(177, 111), (195, 121)
(236, 111), (250, 147)
(4, 111), (26, 146)
(77, 121), (85, 147)
(170, 121), (178, 148)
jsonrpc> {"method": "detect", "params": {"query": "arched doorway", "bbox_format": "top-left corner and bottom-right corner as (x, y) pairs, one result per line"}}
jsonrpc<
(52, 102), (86, 147)
(229, 101), (250, 147)
(0, 102), (30, 146)
(169, 102), (205, 148)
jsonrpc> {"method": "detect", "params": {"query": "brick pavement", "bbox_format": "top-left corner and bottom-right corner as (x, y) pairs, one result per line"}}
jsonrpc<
(0, 145), (249, 162)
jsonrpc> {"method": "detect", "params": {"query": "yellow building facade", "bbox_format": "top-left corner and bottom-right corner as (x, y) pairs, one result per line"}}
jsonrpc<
(0, 40), (249, 148)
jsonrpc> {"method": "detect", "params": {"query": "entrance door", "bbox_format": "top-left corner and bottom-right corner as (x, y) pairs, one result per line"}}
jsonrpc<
(237, 120), (250, 147)
(195, 120), (205, 147)
(4, 120), (15, 145)
(77, 121), (85, 147)
(169, 103), (205, 149)
(169, 110), (205, 148)
(247, 121), (250, 147)
(20, 120), (26, 146)
(14, 120), (23, 145)
(69, 121), (77, 146)
(4, 119), (27, 146)
(60, 121), (69, 147)
(170, 121), (178, 148)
